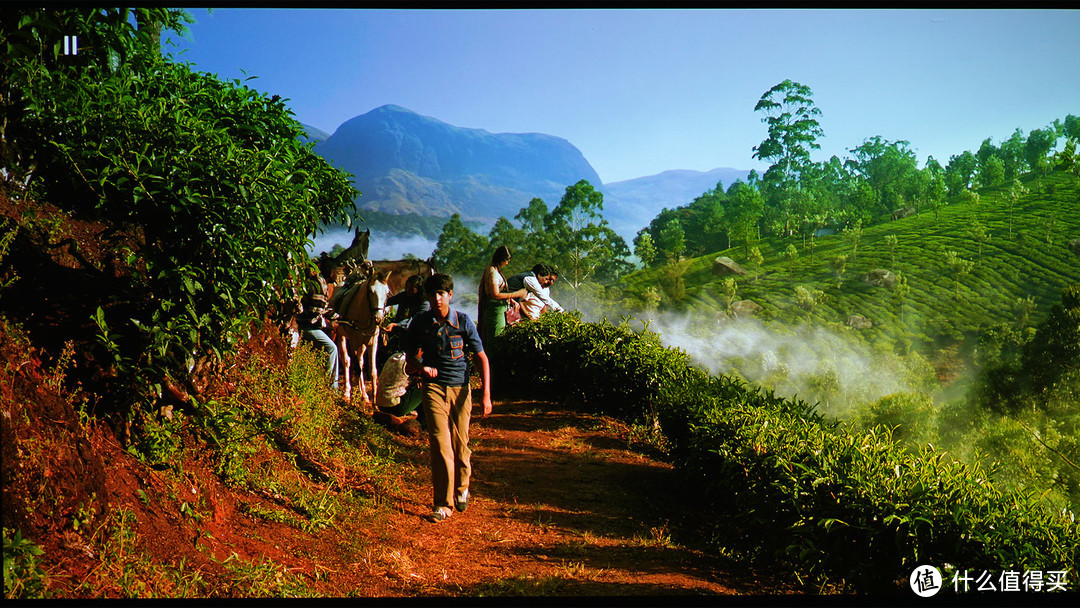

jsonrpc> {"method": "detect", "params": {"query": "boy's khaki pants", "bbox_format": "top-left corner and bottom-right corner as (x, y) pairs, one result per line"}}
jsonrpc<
(421, 383), (472, 510)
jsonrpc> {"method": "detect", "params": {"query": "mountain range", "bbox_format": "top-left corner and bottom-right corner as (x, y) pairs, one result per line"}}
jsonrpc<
(303, 105), (749, 241)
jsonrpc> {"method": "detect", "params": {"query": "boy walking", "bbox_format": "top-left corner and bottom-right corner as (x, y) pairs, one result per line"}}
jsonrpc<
(403, 273), (492, 522)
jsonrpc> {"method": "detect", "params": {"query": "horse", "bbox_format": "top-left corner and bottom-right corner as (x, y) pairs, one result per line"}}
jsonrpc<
(369, 257), (438, 296)
(331, 267), (391, 404)
(333, 227), (370, 265)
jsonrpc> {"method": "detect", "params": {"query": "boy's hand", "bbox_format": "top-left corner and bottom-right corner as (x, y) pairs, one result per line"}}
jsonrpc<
(420, 366), (438, 379)
(481, 393), (493, 417)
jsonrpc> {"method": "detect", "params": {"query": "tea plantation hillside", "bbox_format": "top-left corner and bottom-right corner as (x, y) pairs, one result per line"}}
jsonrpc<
(619, 170), (1080, 351)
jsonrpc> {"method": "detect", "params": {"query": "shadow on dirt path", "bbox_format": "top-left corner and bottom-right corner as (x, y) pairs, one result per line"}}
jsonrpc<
(372, 400), (799, 598)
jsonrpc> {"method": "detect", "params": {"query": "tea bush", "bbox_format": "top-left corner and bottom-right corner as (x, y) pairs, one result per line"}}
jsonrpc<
(4, 8), (357, 422)
(492, 311), (1079, 591)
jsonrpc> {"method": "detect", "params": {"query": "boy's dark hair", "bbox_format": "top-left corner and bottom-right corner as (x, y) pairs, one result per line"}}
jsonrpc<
(405, 274), (426, 296)
(531, 262), (552, 276)
(425, 273), (454, 295)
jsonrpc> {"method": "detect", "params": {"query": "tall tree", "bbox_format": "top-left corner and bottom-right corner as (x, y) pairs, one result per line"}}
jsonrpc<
(657, 217), (687, 263)
(845, 136), (918, 214)
(545, 180), (631, 298)
(432, 214), (487, 276)
(978, 154), (1005, 188)
(751, 79), (825, 193)
(633, 230), (658, 268)
(999, 128), (1028, 180)
(725, 180), (765, 257)
(944, 150), (977, 195)
(1024, 127), (1057, 176)
(515, 197), (549, 234)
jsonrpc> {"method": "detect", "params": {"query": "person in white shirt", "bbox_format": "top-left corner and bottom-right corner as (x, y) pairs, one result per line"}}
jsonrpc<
(506, 263), (564, 321)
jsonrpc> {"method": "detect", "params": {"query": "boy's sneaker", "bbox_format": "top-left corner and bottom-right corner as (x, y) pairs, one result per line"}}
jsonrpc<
(427, 507), (452, 522)
(454, 489), (469, 512)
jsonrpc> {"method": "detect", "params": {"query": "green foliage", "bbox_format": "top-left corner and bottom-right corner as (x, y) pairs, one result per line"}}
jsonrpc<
(3, 528), (46, 599)
(632, 230), (658, 267)
(491, 313), (1080, 591)
(845, 137), (919, 215)
(6, 11), (358, 419)
(620, 170), (1079, 356)
(853, 392), (935, 448)
(752, 79), (824, 190)
(431, 180), (632, 302)
(431, 213), (488, 276)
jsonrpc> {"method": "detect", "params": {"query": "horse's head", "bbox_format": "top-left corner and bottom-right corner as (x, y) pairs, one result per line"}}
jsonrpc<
(369, 269), (392, 325)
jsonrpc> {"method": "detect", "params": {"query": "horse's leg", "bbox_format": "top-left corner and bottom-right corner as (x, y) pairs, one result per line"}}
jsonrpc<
(357, 342), (369, 405)
(338, 333), (352, 402)
(369, 329), (379, 406)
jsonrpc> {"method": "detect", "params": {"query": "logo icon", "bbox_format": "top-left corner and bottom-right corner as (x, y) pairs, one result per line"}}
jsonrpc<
(910, 565), (943, 597)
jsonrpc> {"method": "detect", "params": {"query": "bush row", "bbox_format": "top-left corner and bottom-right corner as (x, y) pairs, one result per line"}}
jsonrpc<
(490, 311), (1079, 592)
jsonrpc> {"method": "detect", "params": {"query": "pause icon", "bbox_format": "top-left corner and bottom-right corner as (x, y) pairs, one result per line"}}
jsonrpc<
(63, 35), (78, 56)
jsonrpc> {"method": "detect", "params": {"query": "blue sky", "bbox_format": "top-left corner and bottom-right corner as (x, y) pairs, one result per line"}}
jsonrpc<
(167, 8), (1080, 185)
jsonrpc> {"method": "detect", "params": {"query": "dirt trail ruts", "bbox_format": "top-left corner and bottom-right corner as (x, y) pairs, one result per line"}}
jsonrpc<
(367, 399), (798, 597)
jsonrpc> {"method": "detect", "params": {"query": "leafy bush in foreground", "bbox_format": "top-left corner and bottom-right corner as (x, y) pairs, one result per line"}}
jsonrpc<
(4, 7), (357, 425)
(492, 312), (1079, 592)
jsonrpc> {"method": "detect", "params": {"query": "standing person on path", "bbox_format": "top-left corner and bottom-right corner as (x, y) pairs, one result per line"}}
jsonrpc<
(507, 262), (565, 321)
(404, 273), (493, 522)
(477, 245), (527, 346)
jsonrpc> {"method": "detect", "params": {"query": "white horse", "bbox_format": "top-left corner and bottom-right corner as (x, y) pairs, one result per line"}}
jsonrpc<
(331, 268), (390, 403)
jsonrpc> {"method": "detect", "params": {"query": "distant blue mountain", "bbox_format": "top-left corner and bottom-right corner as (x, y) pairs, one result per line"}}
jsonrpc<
(308, 104), (751, 240)
(314, 105), (601, 222)
(601, 168), (751, 239)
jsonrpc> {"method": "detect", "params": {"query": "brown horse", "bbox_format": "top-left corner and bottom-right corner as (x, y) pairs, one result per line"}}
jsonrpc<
(369, 257), (437, 295)
(331, 268), (390, 403)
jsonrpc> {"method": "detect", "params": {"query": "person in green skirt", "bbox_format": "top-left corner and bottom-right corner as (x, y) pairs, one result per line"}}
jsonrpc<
(477, 245), (527, 346)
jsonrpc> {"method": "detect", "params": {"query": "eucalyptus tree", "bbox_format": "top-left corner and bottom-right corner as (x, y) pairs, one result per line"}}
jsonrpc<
(722, 277), (739, 316)
(945, 151), (978, 196)
(976, 137), (1001, 172)
(432, 214), (487, 276)
(999, 128), (1028, 180)
(928, 168), (948, 220)
(969, 220), (991, 264)
(751, 79), (825, 233)
(978, 155), (1006, 189)
(725, 180), (765, 257)
(845, 136), (919, 215)
(633, 230), (658, 268)
(545, 179), (632, 297)
(657, 216), (687, 263)
(752, 80), (824, 187)
(1025, 127), (1057, 177)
